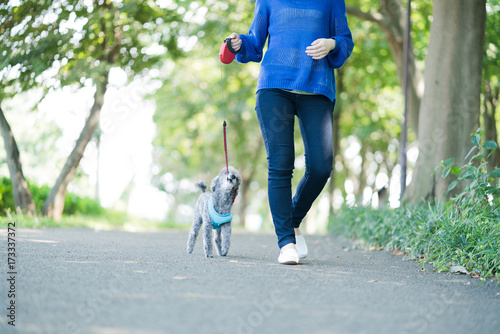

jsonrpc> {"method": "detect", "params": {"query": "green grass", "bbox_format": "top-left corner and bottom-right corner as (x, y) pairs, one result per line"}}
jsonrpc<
(0, 208), (189, 231)
(329, 203), (500, 281)
(330, 129), (500, 281)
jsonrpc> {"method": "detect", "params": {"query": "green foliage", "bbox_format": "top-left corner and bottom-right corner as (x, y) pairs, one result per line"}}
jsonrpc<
(485, 0), (500, 79)
(435, 128), (500, 220)
(0, 177), (103, 216)
(63, 193), (105, 216)
(330, 128), (500, 281)
(0, 177), (15, 211)
(329, 203), (500, 280)
(1, 0), (184, 99)
(152, 0), (267, 198)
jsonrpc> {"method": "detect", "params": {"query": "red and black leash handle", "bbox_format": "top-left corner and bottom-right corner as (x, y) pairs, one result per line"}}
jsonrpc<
(219, 37), (239, 64)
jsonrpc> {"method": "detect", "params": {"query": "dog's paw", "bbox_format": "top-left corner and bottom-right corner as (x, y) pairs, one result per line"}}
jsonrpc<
(205, 254), (213, 258)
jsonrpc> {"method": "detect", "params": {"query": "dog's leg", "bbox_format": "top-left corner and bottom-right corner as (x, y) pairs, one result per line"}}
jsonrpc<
(187, 215), (203, 254)
(203, 219), (214, 258)
(214, 228), (222, 256)
(220, 223), (232, 256)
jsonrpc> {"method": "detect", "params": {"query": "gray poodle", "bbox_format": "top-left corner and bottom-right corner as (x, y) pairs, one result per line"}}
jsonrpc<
(187, 166), (241, 257)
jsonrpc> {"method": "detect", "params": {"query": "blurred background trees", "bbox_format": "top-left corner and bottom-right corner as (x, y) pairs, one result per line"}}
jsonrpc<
(0, 0), (498, 231)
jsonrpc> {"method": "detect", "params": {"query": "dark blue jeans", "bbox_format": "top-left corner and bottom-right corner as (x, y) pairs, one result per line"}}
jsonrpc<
(256, 89), (334, 248)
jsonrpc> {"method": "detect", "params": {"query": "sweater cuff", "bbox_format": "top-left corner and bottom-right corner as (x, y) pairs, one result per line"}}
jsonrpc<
(330, 37), (341, 54)
(235, 34), (246, 63)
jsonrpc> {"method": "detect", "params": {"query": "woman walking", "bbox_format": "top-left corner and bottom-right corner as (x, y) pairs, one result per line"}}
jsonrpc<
(228, 0), (354, 264)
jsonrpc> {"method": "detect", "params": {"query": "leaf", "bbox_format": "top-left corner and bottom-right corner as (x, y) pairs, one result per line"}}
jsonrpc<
(479, 161), (489, 170)
(450, 166), (462, 174)
(471, 134), (480, 145)
(448, 180), (459, 192)
(462, 168), (475, 179)
(486, 186), (496, 194)
(442, 168), (451, 178)
(482, 141), (498, 150)
(491, 168), (500, 178)
(444, 158), (455, 166)
(464, 146), (478, 161)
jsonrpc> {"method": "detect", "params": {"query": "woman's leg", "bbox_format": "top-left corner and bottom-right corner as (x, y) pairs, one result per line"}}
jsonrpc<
(255, 89), (297, 248)
(292, 96), (335, 228)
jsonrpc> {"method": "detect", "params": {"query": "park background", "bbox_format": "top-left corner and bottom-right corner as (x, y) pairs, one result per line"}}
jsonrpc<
(0, 0), (499, 279)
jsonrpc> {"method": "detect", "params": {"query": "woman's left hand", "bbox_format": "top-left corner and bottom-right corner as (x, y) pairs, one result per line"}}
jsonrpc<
(305, 38), (336, 60)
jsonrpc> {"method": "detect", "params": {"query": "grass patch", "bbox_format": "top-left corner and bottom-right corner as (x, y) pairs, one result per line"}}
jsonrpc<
(329, 203), (500, 281)
(330, 129), (500, 281)
(0, 208), (189, 231)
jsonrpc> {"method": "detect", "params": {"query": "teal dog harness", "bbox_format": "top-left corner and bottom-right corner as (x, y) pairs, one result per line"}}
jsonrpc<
(207, 197), (232, 229)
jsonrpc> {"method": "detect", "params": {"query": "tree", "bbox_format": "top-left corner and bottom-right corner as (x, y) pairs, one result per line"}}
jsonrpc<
(0, 1), (58, 216)
(0, 106), (36, 216)
(482, 1), (500, 170)
(346, 0), (432, 136)
(1, 0), (183, 220)
(326, 9), (406, 211)
(404, 0), (487, 201)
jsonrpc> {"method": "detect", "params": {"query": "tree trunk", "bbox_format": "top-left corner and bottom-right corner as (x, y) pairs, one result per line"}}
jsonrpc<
(238, 175), (250, 228)
(329, 68), (344, 217)
(357, 145), (368, 202)
(42, 74), (109, 220)
(346, 0), (424, 135)
(483, 80), (500, 170)
(95, 127), (101, 202)
(238, 139), (264, 228)
(0, 105), (37, 216)
(404, 0), (486, 202)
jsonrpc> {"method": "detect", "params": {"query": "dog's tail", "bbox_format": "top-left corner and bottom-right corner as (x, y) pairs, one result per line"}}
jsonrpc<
(195, 180), (207, 193)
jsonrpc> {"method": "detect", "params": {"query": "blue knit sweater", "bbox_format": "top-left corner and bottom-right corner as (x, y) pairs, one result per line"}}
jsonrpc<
(236, 0), (354, 101)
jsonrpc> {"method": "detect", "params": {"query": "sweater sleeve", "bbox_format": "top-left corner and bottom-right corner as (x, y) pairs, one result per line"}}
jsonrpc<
(327, 1), (354, 69)
(235, 0), (269, 64)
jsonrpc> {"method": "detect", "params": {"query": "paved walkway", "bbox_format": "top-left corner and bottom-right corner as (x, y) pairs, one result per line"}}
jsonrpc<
(1, 228), (499, 334)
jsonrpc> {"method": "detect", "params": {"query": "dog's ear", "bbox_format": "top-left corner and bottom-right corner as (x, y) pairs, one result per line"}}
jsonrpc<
(233, 169), (241, 197)
(211, 175), (220, 192)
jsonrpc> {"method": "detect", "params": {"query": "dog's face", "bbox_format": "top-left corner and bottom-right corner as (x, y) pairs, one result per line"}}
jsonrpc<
(211, 166), (241, 197)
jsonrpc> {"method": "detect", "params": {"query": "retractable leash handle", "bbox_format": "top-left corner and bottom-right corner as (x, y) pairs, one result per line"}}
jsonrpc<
(219, 37), (239, 64)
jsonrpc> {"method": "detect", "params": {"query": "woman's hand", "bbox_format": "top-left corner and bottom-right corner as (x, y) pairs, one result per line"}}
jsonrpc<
(227, 33), (242, 52)
(305, 38), (336, 60)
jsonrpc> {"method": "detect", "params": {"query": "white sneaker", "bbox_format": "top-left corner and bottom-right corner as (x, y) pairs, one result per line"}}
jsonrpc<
(295, 234), (308, 259)
(278, 245), (299, 265)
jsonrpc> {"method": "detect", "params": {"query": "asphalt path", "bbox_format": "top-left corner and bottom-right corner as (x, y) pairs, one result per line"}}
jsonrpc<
(0, 228), (499, 334)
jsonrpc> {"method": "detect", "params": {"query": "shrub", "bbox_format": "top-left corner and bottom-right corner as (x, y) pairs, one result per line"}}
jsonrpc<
(330, 129), (500, 280)
(330, 203), (500, 280)
(0, 177), (15, 213)
(435, 128), (500, 220)
(0, 177), (104, 216)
